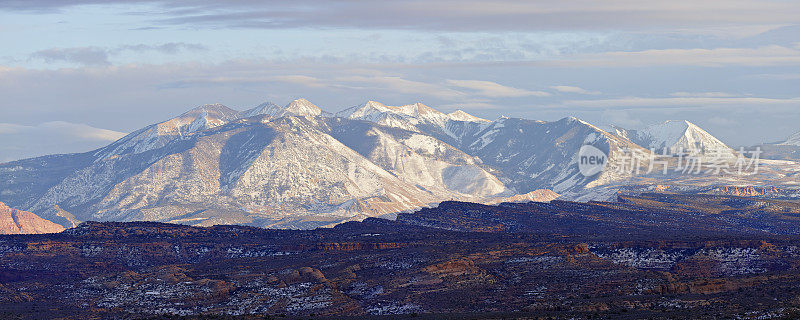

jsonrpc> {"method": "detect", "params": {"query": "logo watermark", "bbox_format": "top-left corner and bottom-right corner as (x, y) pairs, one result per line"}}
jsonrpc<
(577, 146), (763, 177)
(577, 145), (607, 177)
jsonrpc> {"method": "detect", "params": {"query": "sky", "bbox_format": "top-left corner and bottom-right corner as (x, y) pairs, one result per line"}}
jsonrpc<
(1, 0), (800, 162)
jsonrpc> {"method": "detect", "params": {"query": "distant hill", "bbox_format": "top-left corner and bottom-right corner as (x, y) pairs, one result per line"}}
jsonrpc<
(0, 201), (64, 234)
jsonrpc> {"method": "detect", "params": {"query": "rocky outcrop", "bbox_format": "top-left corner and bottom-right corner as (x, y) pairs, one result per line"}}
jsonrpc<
(0, 201), (64, 234)
(486, 189), (560, 204)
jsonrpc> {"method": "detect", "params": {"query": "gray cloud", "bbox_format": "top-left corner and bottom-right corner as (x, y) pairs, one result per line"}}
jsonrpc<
(29, 43), (208, 66)
(559, 96), (800, 109)
(117, 42), (207, 54)
(551, 85), (600, 95)
(447, 80), (550, 97)
(30, 47), (110, 66)
(2, 1), (799, 33)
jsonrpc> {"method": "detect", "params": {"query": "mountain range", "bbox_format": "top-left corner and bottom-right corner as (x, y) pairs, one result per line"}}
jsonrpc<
(0, 98), (797, 230)
(754, 130), (800, 160)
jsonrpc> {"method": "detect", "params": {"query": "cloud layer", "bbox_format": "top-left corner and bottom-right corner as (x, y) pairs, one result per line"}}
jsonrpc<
(0, 121), (125, 162)
(5, 1), (799, 32)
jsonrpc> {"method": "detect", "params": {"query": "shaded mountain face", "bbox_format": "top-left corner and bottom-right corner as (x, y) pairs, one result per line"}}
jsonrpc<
(451, 117), (651, 193)
(0, 201), (64, 234)
(0, 98), (771, 229)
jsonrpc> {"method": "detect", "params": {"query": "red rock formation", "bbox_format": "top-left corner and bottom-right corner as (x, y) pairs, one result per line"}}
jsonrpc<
(0, 202), (65, 234)
(316, 242), (408, 251)
(712, 186), (788, 197)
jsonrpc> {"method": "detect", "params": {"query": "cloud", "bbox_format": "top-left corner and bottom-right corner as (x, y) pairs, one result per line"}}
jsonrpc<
(3, 1), (799, 35)
(439, 101), (500, 111)
(0, 121), (126, 163)
(560, 96), (800, 109)
(446, 79), (549, 97)
(117, 42), (208, 54)
(551, 45), (800, 67)
(0, 121), (125, 141)
(550, 85), (600, 95)
(333, 76), (466, 100)
(30, 47), (110, 66)
(708, 116), (738, 126)
(166, 74), (329, 88)
(37, 121), (126, 140)
(600, 109), (644, 128)
(268, 75), (327, 88)
(741, 73), (800, 80)
(670, 92), (738, 98)
(29, 43), (207, 66)
(1, 58), (799, 150)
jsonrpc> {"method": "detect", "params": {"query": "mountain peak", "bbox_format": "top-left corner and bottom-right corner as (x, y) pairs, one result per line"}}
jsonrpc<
(239, 101), (280, 119)
(364, 100), (386, 107)
(240, 98), (322, 119)
(339, 100), (491, 124)
(447, 110), (489, 122)
(181, 103), (239, 118)
(284, 98), (322, 117)
(661, 119), (695, 128)
(171, 103), (239, 134)
(632, 120), (734, 156)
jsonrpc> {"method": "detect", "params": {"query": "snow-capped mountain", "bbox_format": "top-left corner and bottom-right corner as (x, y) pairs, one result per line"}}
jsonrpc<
(447, 110), (490, 123)
(457, 117), (652, 193)
(335, 101), (490, 141)
(0, 99), (784, 229)
(239, 98), (323, 119)
(755, 130), (800, 160)
(779, 131), (800, 146)
(95, 104), (240, 160)
(627, 120), (737, 159)
(337, 102), (652, 193)
(0, 100), (517, 229)
(336, 101), (453, 127)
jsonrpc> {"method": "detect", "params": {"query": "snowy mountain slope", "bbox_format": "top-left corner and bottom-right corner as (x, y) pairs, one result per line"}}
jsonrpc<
(95, 104), (240, 160)
(779, 131), (800, 146)
(0, 100), (512, 229)
(628, 120), (736, 159)
(754, 131), (800, 161)
(447, 110), (490, 123)
(336, 101), (656, 194)
(453, 117), (651, 193)
(19, 115), (450, 229)
(336, 101), (450, 127)
(0, 152), (95, 219)
(3, 98), (787, 229)
(324, 118), (508, 199)
(239, 98), (323, 119)
(335, 101), (490, 142)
